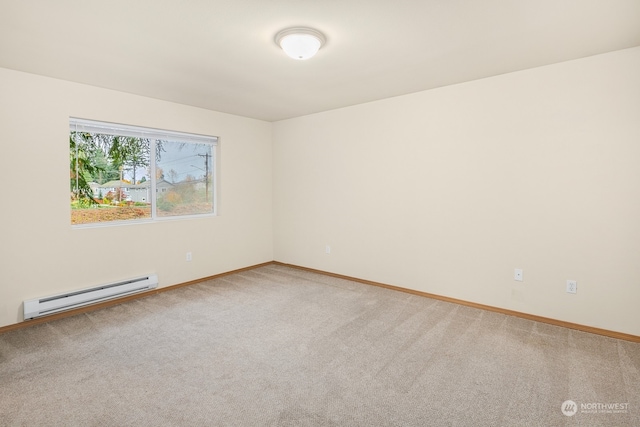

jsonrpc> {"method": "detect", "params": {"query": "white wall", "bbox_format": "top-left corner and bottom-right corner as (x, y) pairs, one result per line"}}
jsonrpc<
(0, 68), (273, 328)
(273, 47), (640, 336)
(2, 48), (639, 336)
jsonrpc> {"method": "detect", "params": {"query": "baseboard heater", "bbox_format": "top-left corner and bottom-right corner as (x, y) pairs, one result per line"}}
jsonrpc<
(23, 274), (158, 320)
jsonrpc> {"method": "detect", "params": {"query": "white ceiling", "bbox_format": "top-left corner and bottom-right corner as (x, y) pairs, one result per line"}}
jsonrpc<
(1, 0), (639, 122)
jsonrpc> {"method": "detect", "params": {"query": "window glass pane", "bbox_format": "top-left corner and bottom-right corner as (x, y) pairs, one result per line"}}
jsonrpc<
(156, 140), (214, 218)
(70, 131), (152, 225)
(70, 118), (217, 226)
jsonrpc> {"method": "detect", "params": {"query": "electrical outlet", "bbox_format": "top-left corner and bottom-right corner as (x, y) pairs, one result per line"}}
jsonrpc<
(514, 269), (523, 282)
(325, 245), (331, 254)
(186, 252), (192, 262)
(566, 280), (577, 294)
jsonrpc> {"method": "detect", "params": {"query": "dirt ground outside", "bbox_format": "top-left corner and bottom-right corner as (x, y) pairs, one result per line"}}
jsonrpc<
(71, 202), (214, 225)
(71, 206), (151, 225)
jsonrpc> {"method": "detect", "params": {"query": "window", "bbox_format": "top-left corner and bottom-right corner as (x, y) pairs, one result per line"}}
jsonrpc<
(70, 118), (217, 226)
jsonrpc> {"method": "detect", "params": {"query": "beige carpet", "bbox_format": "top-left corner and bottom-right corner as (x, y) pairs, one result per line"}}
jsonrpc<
(1, 264), (638, 426)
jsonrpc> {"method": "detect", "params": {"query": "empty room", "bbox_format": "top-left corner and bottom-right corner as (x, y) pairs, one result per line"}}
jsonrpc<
(1, 1), (639, 425)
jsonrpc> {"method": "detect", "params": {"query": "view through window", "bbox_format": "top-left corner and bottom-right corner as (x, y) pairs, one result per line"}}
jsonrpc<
(70, 118), (217, 225)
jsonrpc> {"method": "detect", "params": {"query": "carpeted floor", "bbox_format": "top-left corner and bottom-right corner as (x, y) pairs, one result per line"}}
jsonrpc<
(1, 264), (638, 426)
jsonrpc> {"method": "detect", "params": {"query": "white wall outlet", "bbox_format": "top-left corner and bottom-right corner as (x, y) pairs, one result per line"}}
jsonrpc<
(566, 280), (577, 294)
(325, 245), (331, 254)
(514, 269), (523, 282)
(186, 252), (192, 262)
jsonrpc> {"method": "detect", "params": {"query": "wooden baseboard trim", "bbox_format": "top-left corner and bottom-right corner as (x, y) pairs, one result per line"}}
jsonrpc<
(0, 261), (274, 335)
(3, 260), (638, 343)
(273, 261), (640, 343)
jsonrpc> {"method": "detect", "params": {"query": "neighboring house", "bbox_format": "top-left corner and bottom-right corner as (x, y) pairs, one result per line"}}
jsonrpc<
(156, 179), (174, 195)
(127, 182), (150, 203)
(99, 180), (129, 202)
(88, 182), (101, 199)
(96, 179), (175, 203)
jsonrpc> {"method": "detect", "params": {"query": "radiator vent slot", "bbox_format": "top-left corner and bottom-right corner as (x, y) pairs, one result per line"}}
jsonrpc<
(23, 274), (158, 319)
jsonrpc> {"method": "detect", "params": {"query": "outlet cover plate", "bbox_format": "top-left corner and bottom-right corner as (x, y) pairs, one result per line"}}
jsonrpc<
(566, 280), (577, 294)
(514, 269), (523, 282)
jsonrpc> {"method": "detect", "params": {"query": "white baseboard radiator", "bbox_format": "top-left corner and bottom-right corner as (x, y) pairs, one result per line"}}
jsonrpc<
(23, 274), (158, 320)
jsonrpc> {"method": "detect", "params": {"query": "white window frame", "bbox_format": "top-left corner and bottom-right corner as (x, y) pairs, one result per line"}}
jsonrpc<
(70, 117), (218, 228)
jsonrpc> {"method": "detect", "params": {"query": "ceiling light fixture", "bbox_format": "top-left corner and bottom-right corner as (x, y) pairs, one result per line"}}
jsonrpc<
(275, 27), (326, 60)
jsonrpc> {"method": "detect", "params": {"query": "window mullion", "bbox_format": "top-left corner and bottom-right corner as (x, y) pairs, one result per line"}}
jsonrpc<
(150, 140), (157, 220)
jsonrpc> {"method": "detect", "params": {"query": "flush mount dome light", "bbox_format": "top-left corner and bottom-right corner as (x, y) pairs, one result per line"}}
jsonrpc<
(275, 27), (326, 60)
